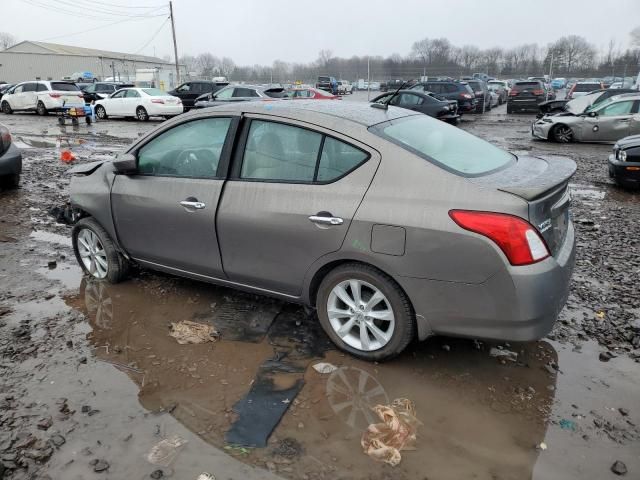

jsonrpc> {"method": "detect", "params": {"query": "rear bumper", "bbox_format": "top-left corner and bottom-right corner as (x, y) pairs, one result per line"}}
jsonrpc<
(397, 221), (576, 341)
(609, 154), (640, 185)
(0, 143), (22, 176)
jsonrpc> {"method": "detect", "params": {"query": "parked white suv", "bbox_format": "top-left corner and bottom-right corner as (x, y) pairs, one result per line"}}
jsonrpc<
(337, 80), (353, 95)
(1, 81), (85, 116)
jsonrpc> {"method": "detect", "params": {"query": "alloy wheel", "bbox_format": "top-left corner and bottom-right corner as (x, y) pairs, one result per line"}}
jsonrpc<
(327, 279), (395, 352)
(77, 228), (108, 279)
(96, 106), (106, 119)
(554, 125), (573, 143)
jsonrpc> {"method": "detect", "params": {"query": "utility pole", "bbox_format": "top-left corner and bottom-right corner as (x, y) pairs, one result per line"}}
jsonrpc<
(169, 1), (180, 84)
(367, 56), (370, 101)
(547, 52), (554, 101)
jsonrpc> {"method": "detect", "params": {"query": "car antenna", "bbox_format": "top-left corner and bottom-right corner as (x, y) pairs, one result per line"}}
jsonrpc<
(371, 79), (415, 110)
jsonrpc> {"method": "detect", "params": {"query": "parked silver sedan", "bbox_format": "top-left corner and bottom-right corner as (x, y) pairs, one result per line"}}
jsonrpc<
(68, 101), (576, 361)
(533, 93), (640, 143)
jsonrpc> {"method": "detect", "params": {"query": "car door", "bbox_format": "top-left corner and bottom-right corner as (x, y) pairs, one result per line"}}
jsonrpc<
(216, 117), (380, 296)
(105, 89), (126, 115)
(123, 89), (142, 116)
(627, 101), (640, 135)
(582, 100), (636, 141)
(396, 93), (429, 114)
(111, 116), (238, 277)
(8, 84), (25, 109)
(22, 83), (39, 110)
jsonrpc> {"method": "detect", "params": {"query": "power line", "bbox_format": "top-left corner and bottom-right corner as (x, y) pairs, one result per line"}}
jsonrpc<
(74, 0), (166, 8)
(50, 0), (168, 17)
(134, 16), (170, 54)
(37, 15), (163, 42)
(20, 0), (167, 20)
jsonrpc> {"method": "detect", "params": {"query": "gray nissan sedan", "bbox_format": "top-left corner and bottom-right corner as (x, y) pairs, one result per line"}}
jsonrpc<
(68, 101), (576, 361)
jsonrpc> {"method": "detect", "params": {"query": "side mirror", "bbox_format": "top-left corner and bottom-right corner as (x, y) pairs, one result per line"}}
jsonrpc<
(588, 111), (598, 118)
(113, 153), (137, 173)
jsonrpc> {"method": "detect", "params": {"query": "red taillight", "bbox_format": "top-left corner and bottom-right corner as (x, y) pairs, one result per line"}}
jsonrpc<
(151, 99), (165, 104)
(460, 93), (472, 99)
(532, 89), (544, 95)
(509, 90), (518, 96)
(49, 93), (61, 98)
(449, 210), (550, 266)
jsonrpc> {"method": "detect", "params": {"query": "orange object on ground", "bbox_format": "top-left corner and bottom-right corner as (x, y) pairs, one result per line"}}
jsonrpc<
(361, 398), (421, 466)
(60, 150), (76, 163)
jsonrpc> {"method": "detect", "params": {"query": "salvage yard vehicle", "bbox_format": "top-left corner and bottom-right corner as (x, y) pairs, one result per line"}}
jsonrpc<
(81, 82), (134, 104)
(168, 80), (229, 110)
(466, 80), (492, 112)
(609, 134), (640, 188)
(507, 80), (548, 114)
(94, 87), (183, 121)
(287, 87), (341, 100)
(0, 83), (14, 101)
(193, 84), (286, 108)
(566, 81), (604, 100)
(337, 80), (353, 94)
(1, 81), (84, 115)
(0, 123), (22, 189)
(488, 80), (509, 104)
(537, 88), (637, 117)
(316, 75), (338, 94)
(532, 93), (640, 143)
(409, 80), (476, 112)
(67, 101), (576, 361)
(371, 90), (460, 124)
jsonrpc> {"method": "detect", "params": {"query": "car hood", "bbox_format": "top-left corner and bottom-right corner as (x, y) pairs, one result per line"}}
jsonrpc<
(616, 134), (640, 149)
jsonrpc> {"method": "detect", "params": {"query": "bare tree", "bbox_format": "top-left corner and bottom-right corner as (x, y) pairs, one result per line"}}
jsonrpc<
(460, 45), (480, 71)
(220, 57), (235, 78)
(196, 53), (220, 78)
(0, 32), (17, 50)
(317, 49), (333, 67)
(179, 54), (198, 75)
(631, 26), (640, 48)
(271, 59), (290, 82)
(411, 38), (433, 65)
(482, 47), (504, 74)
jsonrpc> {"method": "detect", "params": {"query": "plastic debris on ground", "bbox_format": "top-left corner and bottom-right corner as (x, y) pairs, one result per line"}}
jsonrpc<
(169, 320), (219, 345)
(312, 362), (338, 374)
(196, 474), (216, 480)
(537, 442), (548, 450)
(146, 435), (188, 467)
(361, 398), (421, 466)
(60, 150), (76, 164)
(559, 419), (577, 431)
(489, 347), (518, 362)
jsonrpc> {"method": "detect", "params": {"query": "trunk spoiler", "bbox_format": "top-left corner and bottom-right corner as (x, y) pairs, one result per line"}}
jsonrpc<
(470, 155), (577, 201)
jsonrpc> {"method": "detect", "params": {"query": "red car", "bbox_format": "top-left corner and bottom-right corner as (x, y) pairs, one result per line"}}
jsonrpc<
(288, 87), (341, 100)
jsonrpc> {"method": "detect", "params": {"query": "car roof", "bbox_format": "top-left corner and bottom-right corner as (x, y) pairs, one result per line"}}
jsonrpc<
(198, 100), (418, 127)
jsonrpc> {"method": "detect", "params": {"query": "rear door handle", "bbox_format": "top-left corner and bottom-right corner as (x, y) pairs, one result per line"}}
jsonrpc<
(180, 200), (206, 209)
(309, 215), (343, 225)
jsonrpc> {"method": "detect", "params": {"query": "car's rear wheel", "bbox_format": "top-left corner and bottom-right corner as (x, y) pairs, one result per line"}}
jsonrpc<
(95, 105), (107, 119)
(36, 101), (48, 116)
(316, 263), (415, 361)
(0, 174), (20, 189)
(136, 106), (149, 121)
(2, 101), (13, 114)
(72, 218), (129, 283)
(552, 124), (573, 143)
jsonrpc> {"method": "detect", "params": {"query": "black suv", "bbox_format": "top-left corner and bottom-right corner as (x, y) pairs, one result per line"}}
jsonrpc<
(409, 80), (476, 112)
(168, 81), (229, 110)
(81, 82), (133, 103)
(507, 80), (547, 113)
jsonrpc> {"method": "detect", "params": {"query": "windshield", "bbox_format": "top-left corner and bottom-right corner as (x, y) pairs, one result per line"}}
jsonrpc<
(142, 88), (166, 96)
(566, 92), (601, 113)
(574, 83), (600, 92)
(51, 82), (80, 92)
(585, 95), (621, 113)
(370, 115), (514, 176)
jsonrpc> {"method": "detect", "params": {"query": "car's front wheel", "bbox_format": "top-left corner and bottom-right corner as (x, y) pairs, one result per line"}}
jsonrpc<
(316, 263), (415, 361)
(95, 105), (107, 120)
(72, 218), (129, 283)
(552, 124), (573, 143)
(1, 101), (13, 114)
(136, 106), (149, 121)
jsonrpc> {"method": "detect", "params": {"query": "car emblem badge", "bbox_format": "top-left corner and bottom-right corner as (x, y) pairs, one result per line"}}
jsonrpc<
(538, 219), (552, 233)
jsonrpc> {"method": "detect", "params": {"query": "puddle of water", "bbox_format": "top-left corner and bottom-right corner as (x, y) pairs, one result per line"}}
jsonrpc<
(570, 183), (606, 200)
(30, 229), (72, 247)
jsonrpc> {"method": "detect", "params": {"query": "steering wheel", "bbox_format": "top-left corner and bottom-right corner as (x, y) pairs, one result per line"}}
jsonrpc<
(175, 150), (203, 177)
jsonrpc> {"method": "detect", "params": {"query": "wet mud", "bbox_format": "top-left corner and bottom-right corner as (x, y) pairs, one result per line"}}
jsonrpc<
(1, 111), (639, 479)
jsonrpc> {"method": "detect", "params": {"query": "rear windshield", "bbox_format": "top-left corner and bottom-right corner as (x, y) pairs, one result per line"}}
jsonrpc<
(142, 88), (165, 96)
(574, 83), (600, 92)
(513, 82), (540, 90)
(467, 81), (482, 91)
(264, 88), (286, 98)
(318, 76), (330, 82)
(51, 82), (80, 91)
(370, 116), (514, 177)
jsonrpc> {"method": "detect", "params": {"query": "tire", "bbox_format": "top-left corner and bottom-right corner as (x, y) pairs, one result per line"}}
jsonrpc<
(72, 217), (129, 284)
(316, 263), (415, 362)
(0, 174), (20, 189)
(1, 101), (13, 114)
(36, 101), (48, 116)
(507, 105), (513, 114)
(95, 105), (107, 120)
(136, 106), (149, 121)
(552, 124), (573, 143)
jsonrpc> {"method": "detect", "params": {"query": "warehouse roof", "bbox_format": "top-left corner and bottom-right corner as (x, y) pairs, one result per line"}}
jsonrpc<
(2, 41), (174, 65)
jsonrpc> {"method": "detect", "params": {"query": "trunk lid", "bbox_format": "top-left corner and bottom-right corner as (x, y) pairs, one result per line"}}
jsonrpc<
(470, 155), (576, 256)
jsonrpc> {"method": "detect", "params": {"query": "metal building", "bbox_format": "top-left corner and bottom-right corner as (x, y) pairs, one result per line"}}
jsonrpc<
(0, 41), (184, 87)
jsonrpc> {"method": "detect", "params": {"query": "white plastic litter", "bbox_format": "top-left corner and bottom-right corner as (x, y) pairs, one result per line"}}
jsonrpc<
(312, 362), (338, 374)
(147, 435), (188, 467)
(196, 474), (216, 480)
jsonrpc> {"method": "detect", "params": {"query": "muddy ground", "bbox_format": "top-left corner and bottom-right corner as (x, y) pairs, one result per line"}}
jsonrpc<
(0, 103), (639, 480)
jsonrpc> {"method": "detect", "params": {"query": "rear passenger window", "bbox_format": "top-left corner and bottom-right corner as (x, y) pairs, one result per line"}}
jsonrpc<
(37, 83), (48, 92)
(242, 121), (322, 181)
(241, 120), (369, 183)
(317, 137), (368, 182)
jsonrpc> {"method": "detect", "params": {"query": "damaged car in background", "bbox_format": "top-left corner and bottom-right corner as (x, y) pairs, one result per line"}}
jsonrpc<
(371, 90), (460, 124)
(0, 122), (21, 189)
(609, 134), (640, 189)
(66, 101), (576, 361)
(532, 93), (640, 143)
(537, 88), (638, 116)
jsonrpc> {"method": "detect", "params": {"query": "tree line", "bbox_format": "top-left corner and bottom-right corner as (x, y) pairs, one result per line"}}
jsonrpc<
(181, 28), (640, 84)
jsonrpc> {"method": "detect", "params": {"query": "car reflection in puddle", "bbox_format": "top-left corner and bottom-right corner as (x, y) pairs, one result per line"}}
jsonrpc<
(69, 277), (558, 479)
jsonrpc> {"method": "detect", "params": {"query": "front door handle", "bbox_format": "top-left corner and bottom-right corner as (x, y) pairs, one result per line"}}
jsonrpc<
(309, 215), (343, 225)
(180, 200), (206, 209)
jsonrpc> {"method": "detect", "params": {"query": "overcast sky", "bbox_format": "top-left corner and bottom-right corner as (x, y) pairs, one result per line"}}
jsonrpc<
(2, 0), (639, 64)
